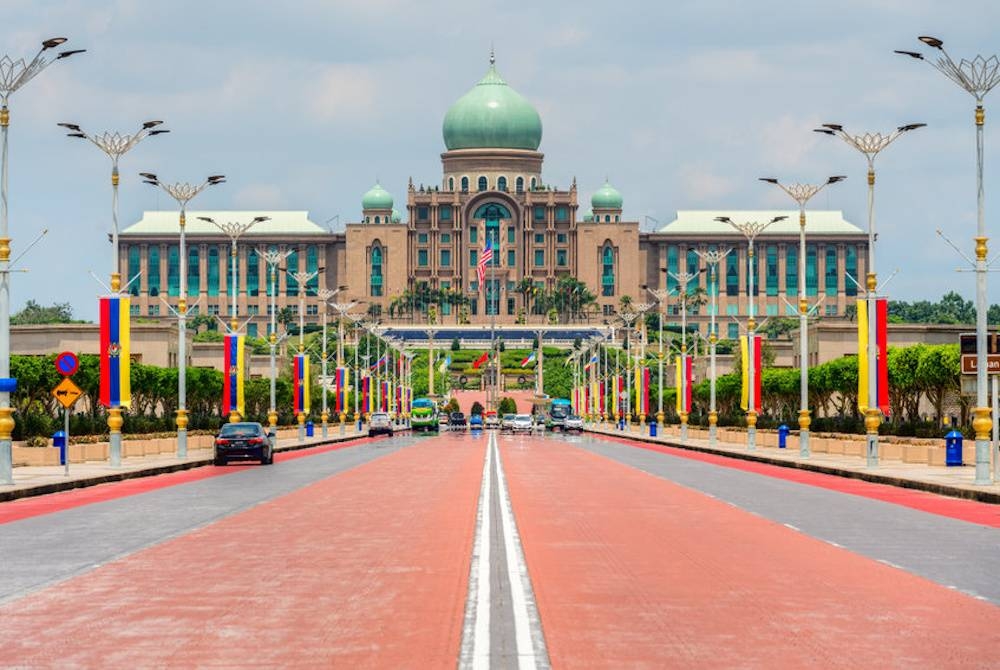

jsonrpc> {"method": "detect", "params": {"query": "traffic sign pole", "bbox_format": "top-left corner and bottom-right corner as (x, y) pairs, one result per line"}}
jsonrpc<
(63, 405), (69, 477)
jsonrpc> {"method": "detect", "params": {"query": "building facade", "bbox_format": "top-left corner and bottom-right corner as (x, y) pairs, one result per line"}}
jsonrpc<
(120, 55), (868, 340)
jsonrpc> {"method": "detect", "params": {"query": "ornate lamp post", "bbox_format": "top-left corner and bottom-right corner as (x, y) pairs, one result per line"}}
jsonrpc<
(315, 287), (339, 438)
(348, 314), (367, 426)
(329, 296), (358, 434)
(617, 308), (639, 430)
(287, 269), (319, 439)
(257, 247), (293, 431)
(61, 119), (170, 466)
(646, 287), (670, 428)
(759, 176), (845, 457)
(140, 173), (225, 457)
(897, 36), (1000, 484)
(814, 122), (923, 467)
(632, 302), (656, 427)
(715, 216), (787, 450)
(0, 37), (83, 484)
(694, 248), (732, 446)
(667, 272), (700, 442)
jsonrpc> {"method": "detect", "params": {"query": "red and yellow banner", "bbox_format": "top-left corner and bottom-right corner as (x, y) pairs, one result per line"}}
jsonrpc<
(99, 296), (131, 408)
(222, 334), (245, 417)
(675, 354), (692, 414)
(740, 335), (762, 412)
(857, 298), (890, 414)
(293, 354), (310, 414)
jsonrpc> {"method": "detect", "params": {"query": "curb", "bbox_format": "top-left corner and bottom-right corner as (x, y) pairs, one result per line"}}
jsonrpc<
(586, 428), (1000, 505)
(0, 430), (378, 504)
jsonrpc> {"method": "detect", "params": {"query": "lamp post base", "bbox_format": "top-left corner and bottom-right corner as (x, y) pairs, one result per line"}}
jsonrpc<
(297, 412), (305, 442)
(321, 411), (329, 438)
(746, 411), (757, 451)
(0, 406), (14, 485)
(176, 409), (188, 458)
(708, 410), (718, 447)
(108, 407), (123, 467)
(340, 412), (346, 435)
(972, 406), (992, 484)
(864, 407), (881, 467)
(625, 413), (632, 432)
(680, 412), (688, 443)
(798, 408), (811, 458)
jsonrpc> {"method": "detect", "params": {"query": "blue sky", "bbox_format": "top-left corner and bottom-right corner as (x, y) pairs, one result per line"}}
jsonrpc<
(3, 1), (999, 320)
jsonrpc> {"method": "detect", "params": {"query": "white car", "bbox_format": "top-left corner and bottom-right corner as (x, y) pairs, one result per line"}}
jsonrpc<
(369, 412), (394, 437)
(564, 415), (584, 433)
(501, 413), (516, 431)
(511, 414), (533, 432)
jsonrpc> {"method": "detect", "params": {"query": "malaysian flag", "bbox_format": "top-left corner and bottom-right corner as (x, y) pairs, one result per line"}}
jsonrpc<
(477, 239), (493, 289)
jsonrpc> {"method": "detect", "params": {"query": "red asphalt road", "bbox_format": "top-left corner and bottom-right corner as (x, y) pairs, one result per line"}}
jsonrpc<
(501, 437), (1000, 669)
(0, 436), (483, 668)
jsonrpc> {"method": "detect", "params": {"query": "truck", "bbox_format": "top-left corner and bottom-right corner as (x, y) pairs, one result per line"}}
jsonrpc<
(547, 398), (572, 432)
(410, 397), (439, 432)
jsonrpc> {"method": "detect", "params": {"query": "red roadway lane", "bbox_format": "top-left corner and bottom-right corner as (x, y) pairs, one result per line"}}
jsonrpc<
(0, 436), (483, 668)
(501, 438), (1000, 668)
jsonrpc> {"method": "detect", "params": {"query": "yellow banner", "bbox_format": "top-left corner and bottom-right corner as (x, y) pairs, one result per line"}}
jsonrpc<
(740, 336), (749, 411)
(857, 299), (868, 411)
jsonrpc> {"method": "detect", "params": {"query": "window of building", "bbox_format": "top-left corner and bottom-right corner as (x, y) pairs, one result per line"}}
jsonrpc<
(418, 233), (428, 244)
(507, 226), (515, 244)
(667, 245), (679, 291)
(557, 233), (567, 244)
(417, 206), (429, 221)
(474, 203), (508, 266)
(555, 206), (568, 222)
(825, 247), (838, 297)
(786, 247), (798, 295)
(470, 249), (478, 267)
(148, 246), (161, 296)
(845, 246), (858, 297)
(374, 216), (381, 224)
(470, 298), (478, 316)
(686, 248), (700, 292)
(127, 246), (140, 296)
(206, 247), (219, 297)
(533, 206), (545, 222)
(306, 246), (319, 293)
(725, 250), (738, 296)
(440, 206), (452, 222)
(440, 249), (451, 266)
(208, 304), (220, 316)
(604, 215), (610, 223)
(785, 303), (798, 315)
(507, 249), (515, 267)
(418, 249), (428, 267)
(441, 233), (451, 244)
(306, 304), (318, 316)
(726, 304), (738, 316)
(601, 246), (615, 297)
(370, 246), (383, 297)
(825, 304), (838, 316)
(470, 228), (478, 244)
(557, 249), (568, 266)
(448, 177), (454, 191)
(167, 245), (179, 297)
(766, 304), (778, 316)
(247, 248), (259, 296)
(461, 176), (469, 192)
(603, 304), (615, 316)
(534, 233), (544, 244)
(478, 176), (487, 192)
(188, 247), (199, 296)
(129, 303), (140, 316)
(148, 304), (160, 316)
(806, 244), (818, 297)
(440, 281), (451, 315)
(507, 297), (515, 315)
(247, 304), (259, 316)
(497, 176), (507, 192)
(535, 249), (545, 266)
(766, 245), (778, 297)
(530, 177), (537, 190)
(516, 176), (524, 193)
(728, 323), (739, 339)
(286, 250), (299, 297)
(247, 323), (258, 338)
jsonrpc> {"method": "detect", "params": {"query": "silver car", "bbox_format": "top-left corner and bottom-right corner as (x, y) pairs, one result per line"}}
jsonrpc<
(369, 412), (394, 437)
(511, 414), (533, 432)
(564, 415), (584, 433)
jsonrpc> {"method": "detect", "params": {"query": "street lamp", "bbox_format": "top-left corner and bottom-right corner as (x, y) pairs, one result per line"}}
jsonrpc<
(315, 287), (339, 438)
(0, 37), (83, 484)
(61, 118), (169, 466)
(897, 36), (1000, 484)
(715, 215), (787, 450)
(348, 313), (367, 426)
(633, 301), (656, 427)
(257, 247), (293, 431)
(646, 286), (671, 427)
(287, 268), (319, 439)
(329, 294), (358, 434)
(814, 122), (923, 467)
(759, 175), (845, 457)
(666, 271), (700, 442)
(140, 173), (225, 457)
(694, 248), (732, 446)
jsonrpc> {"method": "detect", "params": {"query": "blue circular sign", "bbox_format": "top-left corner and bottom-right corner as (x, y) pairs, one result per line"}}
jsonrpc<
(56, 351), (79, 376)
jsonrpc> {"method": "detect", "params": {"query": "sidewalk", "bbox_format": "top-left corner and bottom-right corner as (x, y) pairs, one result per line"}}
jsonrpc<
(0, 424), (375, 503)
(587, 425), (1000, 504)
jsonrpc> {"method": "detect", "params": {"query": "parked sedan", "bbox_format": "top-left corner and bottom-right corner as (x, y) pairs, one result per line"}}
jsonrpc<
(511, 414), (534, 432)
(501, 413), (516, 431)
(449, 412), (467, 428)
(564, 415), (585, 433)
(214, 422), (273, 466)
(369, 412), (394, 437)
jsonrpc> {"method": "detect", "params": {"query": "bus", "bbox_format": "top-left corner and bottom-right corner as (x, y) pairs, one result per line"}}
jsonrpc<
(548, 398), (572, 431)
(410, 398), (439, 432)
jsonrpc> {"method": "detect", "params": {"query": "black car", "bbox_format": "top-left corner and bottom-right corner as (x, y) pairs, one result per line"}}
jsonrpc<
(449, 411), (467, 428)
(214, 422), (273, 465)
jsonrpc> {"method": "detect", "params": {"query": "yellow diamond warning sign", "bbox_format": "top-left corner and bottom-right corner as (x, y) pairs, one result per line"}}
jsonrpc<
(52, 377), (82, 409)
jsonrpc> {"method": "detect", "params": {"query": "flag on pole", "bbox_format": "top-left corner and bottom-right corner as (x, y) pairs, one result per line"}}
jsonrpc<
(857, 298), (890, 414)
(740, 335), (762, 412)
(472, 351), (489, 369)
(99, 296), (131, 409)
(583, 353), (598, 371)
(335, 366), (349, 414)
(477, 238), (493, 288)
(293, 353), (310, 414)
(520, 351), (536, 367)
(223, 334), (245, 417)
(675, 355), (692, 414)
(362, 375), (370, 415)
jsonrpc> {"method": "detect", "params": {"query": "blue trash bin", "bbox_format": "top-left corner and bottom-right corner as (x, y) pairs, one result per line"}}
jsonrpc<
(649, 421), (657, 437)
(305, 421), (314, 437)
(945, 430), (963, 466)
(778, 424), (789, 449)
(52, 431), (67, 465)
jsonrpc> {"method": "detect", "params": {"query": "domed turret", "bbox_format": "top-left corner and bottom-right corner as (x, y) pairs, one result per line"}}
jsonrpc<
(591, 180), (623, 223)
(583, 209), (594, 223)
(391, 208), (402, 223)
(362, 182), (393, 211)
(442, 54), (542, 151)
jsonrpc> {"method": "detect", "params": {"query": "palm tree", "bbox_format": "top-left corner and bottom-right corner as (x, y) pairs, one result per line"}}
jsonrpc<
(514, 277), (535, 321)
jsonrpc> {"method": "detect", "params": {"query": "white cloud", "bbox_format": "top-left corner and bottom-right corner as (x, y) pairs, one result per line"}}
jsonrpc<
(233, 183), (285, 209)
(678, 163), (736, 201)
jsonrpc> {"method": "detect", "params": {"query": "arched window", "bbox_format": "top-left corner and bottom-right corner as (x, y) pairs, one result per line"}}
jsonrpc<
(530, 177), (537, 190)
(448, 177), (455, 191)
(516, 176), (524, 194)
(478, 176), (488, 192)
(370, 245), (384, 297)
(601, 245), (615, 297)
(374, 216), (381, 224)
(604, 215), (610, 223)
(497, 176), (508, 192)
(461, 176), (469, 192)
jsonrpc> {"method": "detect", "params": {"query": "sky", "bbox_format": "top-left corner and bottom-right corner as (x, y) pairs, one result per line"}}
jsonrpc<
(2, 0), (999, 321)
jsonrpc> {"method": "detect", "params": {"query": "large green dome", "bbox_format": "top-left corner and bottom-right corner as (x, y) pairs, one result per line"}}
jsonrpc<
(591, 180), (623, 210)
(362, 182), (393, 210)
(442, 58), (542, 151)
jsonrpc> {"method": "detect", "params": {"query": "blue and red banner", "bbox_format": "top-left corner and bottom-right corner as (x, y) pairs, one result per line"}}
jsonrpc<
(99, 296), (131, 408)
(381, 381), (389, 412)
(222, 334), (245, 417)
(362, 375), (370, 415)
(293, 354), (310, 415)
(334, 366), (349, 414)
(857, 298), (890, 415)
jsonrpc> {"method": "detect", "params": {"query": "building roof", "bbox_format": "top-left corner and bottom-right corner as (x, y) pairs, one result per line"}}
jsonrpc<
(122, 211), (327, 236)
(659, 211), (863, 236)
(591, 180), (623, 210)
(362, 183), (394, 211)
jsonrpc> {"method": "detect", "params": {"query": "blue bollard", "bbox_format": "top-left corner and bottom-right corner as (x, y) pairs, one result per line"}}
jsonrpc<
(945, 430), (963, 466)
(52, 431), (67, 465)
(778, 424), (789, 449)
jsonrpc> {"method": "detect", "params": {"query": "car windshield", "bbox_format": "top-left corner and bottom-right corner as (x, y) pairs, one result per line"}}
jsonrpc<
(219, 423), (262, 437)
(503, 414), (515, 420)
(372, 413), (389, 421)
(515, 415), (531, 421)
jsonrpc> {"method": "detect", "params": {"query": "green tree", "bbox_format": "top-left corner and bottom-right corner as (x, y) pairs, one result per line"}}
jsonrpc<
(497, 397), (517, 415)
(12, 300), (79, 325)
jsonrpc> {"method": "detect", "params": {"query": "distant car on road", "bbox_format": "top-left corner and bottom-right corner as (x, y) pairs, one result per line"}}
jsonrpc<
(449, 412), (467, 428)
(214, 422), (273, 466)
(369, 412), (394, 437)
(469, 414), (484, 429)
(564, 415), (584, 433)
(484, 411), (499, 429)
(511, 414), (533, 432)
(501, 413), (516, 431)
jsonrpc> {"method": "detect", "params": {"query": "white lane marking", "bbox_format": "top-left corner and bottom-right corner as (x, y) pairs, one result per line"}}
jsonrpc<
(783, 523), (801, 532)
(493, 431), (549, 669)
(460, 436), (492, 669)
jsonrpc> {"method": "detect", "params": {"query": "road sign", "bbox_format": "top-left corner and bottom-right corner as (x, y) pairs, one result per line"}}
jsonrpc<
(51, 377), (82, 409)
(959, 333), (1000, 355)
(55, 351), (79, 376)
(960, 354), (1000, 375)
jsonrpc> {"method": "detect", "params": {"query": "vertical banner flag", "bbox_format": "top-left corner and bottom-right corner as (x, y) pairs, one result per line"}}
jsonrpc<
(362, 375), (370, 415)
(675, 355), (692, 414)
(740, 336), (763, 412)
(599, 380), (606, 416)
(684, 355), (693, 415)
(642, 367), (650, 416)
(675, 356), (683, 414)
(334, 366), (349, 414)
(857, 298), (890, 414)
(614, 375), (622, 416)
(222, 334), (245, 417)
(293, 354), (310, 415)
(99, 296), (131, 408)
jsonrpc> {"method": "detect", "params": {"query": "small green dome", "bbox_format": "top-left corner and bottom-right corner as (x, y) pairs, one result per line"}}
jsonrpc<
(362, 182), (393, 210)
(391, 208), (402, 223)
(442, 57), (542, 151)
(583, 210), (594, 223)
(591, 181), (623, 210)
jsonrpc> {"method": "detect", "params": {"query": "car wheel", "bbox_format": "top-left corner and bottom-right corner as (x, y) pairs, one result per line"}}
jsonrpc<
(214, 454), (226, 466)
